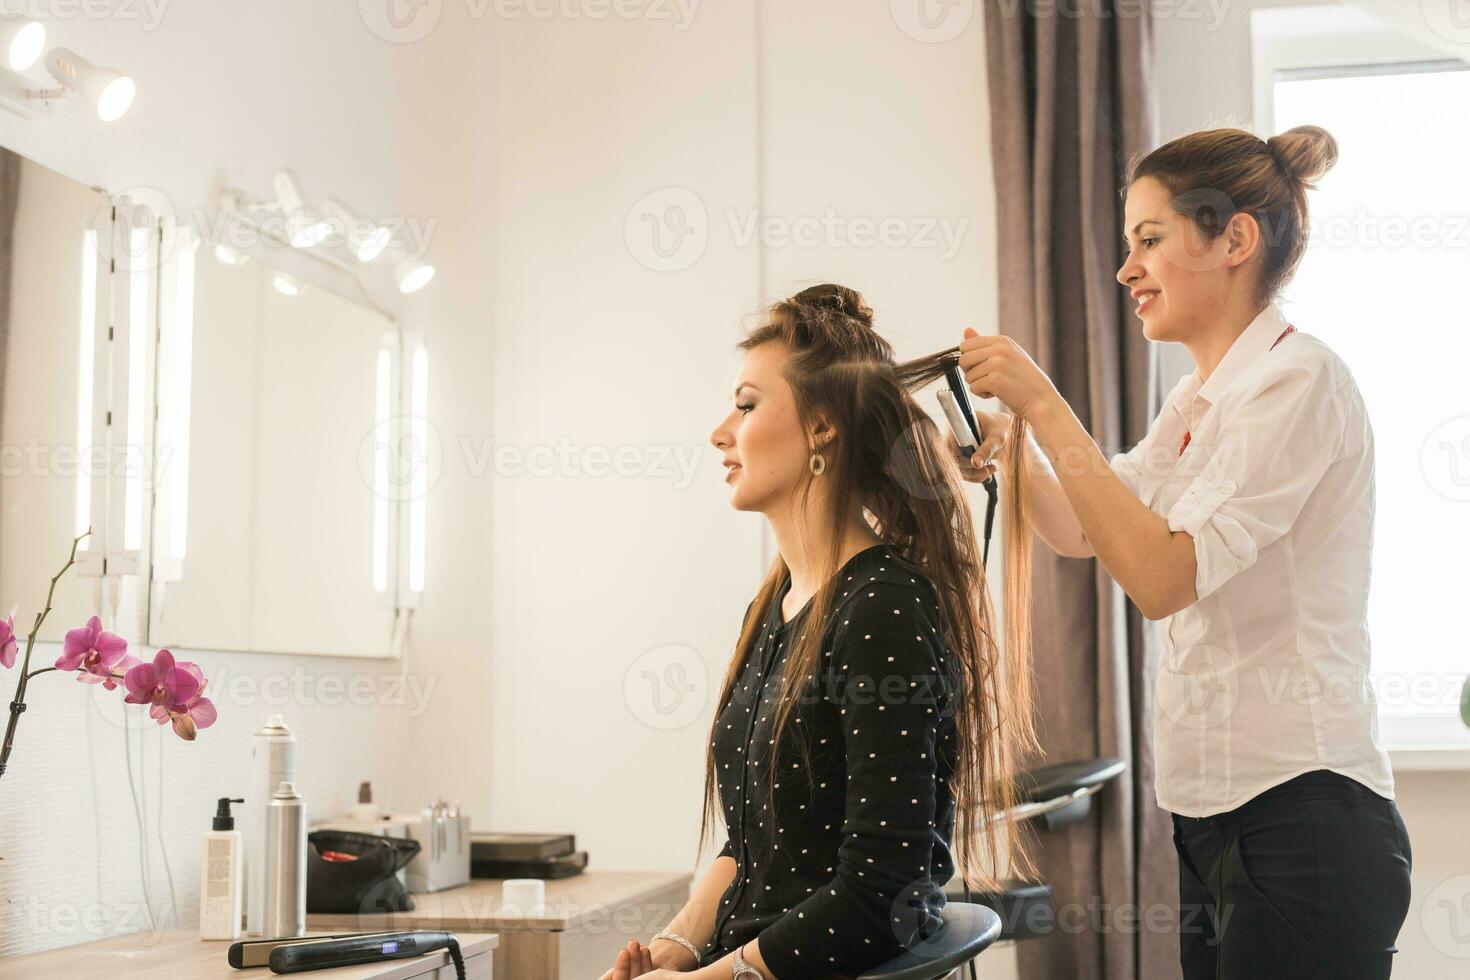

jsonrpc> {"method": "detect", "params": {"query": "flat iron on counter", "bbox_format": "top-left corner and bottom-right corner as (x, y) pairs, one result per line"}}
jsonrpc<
(470, 831), (588, 879)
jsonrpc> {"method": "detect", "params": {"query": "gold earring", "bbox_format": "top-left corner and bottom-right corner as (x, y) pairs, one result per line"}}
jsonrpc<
(809, 451), (826, 476)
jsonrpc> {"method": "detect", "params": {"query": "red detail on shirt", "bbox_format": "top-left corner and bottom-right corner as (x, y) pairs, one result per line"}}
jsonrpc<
(1179, 324), (1296, 456)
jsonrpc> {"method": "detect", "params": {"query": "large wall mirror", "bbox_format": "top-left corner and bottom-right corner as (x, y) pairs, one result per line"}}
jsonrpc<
(0, 145), (421, 659)
(0, 150), (127, 643)
(147, 245), (406, 658)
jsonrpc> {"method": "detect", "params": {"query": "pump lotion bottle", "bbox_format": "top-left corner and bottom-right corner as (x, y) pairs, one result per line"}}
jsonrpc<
(200, 797), (245, 940)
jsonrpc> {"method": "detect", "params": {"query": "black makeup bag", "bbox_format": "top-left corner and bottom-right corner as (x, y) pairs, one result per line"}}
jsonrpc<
(305, 829), (420, 915)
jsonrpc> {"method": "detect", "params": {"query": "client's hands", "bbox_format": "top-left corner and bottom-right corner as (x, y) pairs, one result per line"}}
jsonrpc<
(949, 408), (1011, 485)
(598, 939), (653, 979)
(597, 937), (700, 979)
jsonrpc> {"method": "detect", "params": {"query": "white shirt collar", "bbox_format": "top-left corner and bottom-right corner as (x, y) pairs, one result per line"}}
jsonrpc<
(1190, 302), (1292, 407)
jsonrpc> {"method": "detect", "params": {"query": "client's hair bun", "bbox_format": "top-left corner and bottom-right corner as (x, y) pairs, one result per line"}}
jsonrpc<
(1267, 125), (1338, 188)
(793, 283), (875, 327)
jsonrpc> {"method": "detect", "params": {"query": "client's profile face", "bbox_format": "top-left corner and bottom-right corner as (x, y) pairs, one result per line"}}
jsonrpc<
(709, 341), (811, 513)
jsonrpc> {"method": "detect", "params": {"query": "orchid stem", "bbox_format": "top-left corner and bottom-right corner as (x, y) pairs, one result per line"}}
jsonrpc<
(0, 529), (91, 782)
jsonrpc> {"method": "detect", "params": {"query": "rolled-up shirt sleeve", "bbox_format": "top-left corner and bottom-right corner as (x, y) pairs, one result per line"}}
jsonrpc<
(756, 582), (949, 979)
(1166, 361), (1349, 602)
(1109, 442), (1147, 496)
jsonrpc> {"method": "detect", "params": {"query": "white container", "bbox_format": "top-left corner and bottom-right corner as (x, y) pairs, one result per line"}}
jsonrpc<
(247, 715), (298, 936)
(263, 781), (307, 939)
(501, 878), (546, 916)
(199, 797), (244, 940)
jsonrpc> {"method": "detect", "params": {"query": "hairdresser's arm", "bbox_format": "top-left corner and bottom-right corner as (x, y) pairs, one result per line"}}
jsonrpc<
(968, 410), (1092, 559)
(959, 329), (1196, 620)
(1025, 395), (1197, 620)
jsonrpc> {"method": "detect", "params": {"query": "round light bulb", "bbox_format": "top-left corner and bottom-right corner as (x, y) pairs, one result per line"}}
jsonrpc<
(397, 261), (435, 294)
(95, 73), (135, 122)
(7, 20), (44, 73)
(289, 212), (331, 248)
(356, 226), (391, 263)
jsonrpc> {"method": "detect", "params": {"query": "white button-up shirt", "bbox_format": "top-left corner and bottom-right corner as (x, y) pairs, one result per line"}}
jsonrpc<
(1109, 302), (1394, 818)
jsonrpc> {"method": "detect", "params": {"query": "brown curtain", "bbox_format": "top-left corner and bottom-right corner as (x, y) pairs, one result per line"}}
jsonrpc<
(983, 4), (1173, 980)
(0, 148), (19, 528)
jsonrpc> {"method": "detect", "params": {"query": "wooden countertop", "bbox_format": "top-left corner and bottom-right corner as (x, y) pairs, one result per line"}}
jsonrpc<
(308, 870), (693, 933)
(0, 929), (499, 979)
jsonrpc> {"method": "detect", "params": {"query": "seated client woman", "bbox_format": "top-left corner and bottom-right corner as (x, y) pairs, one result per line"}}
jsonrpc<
(600, 284), (1037, 980)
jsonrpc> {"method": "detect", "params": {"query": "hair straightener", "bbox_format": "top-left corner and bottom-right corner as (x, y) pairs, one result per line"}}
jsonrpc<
(939, 356), (1000, 566)
(228, 931), (466, 978)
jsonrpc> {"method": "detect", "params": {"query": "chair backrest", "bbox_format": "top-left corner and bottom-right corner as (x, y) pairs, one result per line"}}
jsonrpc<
(854, 902), (1002, 980)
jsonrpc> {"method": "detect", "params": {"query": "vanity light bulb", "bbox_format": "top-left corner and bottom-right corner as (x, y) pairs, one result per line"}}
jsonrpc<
(214, 244), (248, 266)
(319, 197), (389, 262)
(3, 19), (44, 73)
(95, 73), (134, 122)
(356, 226), (391, 263)
(396, 259), (435, 294)
(47, 48), (135, 122)
(289, 212), (331, 249)
(273, 273), (302, 297)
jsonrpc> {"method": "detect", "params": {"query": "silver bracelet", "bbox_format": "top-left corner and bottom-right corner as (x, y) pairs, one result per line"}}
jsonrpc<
(650, 930), (701, 965)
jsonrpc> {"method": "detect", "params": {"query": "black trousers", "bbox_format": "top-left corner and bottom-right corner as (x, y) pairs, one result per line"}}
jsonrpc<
(1171, 769), (1412, 979)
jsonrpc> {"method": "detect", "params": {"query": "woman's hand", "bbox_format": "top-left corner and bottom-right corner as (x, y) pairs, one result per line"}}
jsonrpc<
(948, 408), (1012, 484)
(957, 326), (1063, 422)
(597, 938), (699, 979)
(598, 939), (654, 979)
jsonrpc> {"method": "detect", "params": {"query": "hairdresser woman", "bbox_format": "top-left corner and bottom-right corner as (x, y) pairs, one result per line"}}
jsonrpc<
(956, 125), (1412, 979)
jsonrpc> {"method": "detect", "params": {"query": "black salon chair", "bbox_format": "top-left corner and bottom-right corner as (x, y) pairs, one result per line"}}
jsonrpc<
(951, 758), (1127, 942)
(855, 757), (1127, 978)
(854, 902), (1003, 980)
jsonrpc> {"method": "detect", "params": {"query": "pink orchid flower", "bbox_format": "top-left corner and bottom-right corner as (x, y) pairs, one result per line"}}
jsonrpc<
(0, 609), (17, 669)
(147, 661), (216, 741)
(56, 615), (132, 689)
(123, 648), (200, 713)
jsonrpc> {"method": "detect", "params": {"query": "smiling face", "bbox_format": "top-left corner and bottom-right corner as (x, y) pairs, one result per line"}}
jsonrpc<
(1116, 176), (1257, 345)
(709, 341), (823, 514)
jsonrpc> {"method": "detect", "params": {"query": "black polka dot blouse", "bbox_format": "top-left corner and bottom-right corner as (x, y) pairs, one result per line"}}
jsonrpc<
(699, 543), (959, 979)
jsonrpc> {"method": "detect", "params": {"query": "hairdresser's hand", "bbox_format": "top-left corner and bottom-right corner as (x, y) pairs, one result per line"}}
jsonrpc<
(952, 408), (1012, 484)
(957, 327), (1064, 422)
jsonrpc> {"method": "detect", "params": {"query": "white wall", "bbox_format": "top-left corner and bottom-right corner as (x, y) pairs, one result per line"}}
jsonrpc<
(462, 1), (762, 877)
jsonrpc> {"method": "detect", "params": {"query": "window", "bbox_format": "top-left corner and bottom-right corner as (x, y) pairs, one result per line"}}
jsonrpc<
(1258, 14), (1470, 749)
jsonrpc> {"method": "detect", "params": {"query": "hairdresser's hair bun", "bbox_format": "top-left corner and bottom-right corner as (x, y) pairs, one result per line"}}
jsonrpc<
(793, 283), (875, 327)
(1267, 125), (1338, 188)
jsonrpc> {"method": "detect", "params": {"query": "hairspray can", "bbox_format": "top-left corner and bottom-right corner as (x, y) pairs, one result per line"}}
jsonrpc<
(263, 780), (306, 939)
(247, 714), (298, 935)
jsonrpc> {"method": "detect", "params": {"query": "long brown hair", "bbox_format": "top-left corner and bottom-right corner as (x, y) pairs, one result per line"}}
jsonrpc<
(698, 283), (1038, 893)
(1125, 124), (1338, 302)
